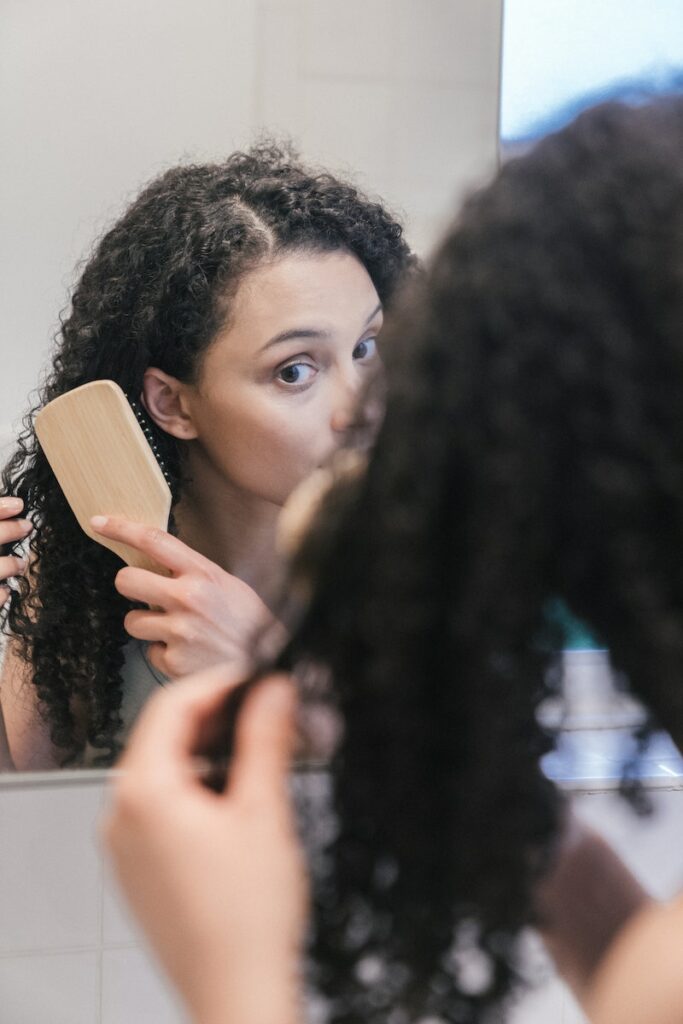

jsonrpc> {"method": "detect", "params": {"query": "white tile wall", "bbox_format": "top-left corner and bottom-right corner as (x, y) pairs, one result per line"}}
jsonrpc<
(0, 951), (99, 1024)
(2, 773), (683, 1024)
(302, 0), (396, 80)
(101, 949), (187, 1024)
(298, 78), (396, 179)
(0, 784), (102, 954)
(0, 427), (14, 472)
(0, 774), (188, 1024)
(254, 0), (502, 256)
(394, 0), (502, 86)
(101, 862), (146, 948)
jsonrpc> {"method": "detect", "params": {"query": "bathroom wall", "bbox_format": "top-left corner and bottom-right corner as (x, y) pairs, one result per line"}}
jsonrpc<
(0, 772), (185, 1023)
(3, 768), (683, 1023)
(0, 0), (259, 457)
(0, 0), (502, 452)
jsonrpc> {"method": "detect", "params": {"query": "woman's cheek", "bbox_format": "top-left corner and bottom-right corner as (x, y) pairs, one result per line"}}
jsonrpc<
(219, 395), (333, 498)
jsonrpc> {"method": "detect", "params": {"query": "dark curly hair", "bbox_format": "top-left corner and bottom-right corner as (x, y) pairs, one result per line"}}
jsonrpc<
(0, 143), (415, 766)
(260, 95), (683, 1021)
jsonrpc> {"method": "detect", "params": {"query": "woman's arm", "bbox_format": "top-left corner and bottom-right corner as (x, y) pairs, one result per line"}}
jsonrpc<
(0, 498), (58, 770)
(0, 696), (14, 771)
(585, 895), (683, 1024)
(101, 666), (307, 1024)
(534, 809), (651, 1006)
(0, 639), (61, 770)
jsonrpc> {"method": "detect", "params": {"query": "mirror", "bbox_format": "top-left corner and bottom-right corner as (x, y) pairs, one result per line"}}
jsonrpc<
(0, 0), (503, 773)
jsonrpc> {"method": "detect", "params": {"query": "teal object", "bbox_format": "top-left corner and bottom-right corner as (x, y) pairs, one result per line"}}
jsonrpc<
(544, 597), (603, 651)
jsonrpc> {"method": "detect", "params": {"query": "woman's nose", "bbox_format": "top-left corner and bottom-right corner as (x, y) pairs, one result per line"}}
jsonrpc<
(330, 371), (361, 434)
(330, 399), (355, 434)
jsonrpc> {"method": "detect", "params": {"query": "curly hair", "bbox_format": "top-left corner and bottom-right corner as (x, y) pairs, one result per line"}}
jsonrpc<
(261, 96), (683, 1021)
(0, 143), (415, 766)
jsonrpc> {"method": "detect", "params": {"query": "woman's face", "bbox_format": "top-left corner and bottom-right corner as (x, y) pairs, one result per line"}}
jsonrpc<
(185, 249), (383, 507)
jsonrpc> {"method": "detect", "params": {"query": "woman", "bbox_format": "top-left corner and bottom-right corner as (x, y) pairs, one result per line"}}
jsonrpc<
(0, 144), (414, 769)
(105, 94), (683, 1023)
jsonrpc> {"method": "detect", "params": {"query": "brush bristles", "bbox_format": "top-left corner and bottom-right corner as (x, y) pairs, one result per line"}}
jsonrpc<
(125, 395), (173, 487)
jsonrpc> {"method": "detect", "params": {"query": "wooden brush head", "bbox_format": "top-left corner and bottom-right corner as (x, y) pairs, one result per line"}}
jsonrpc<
(35, 380), (172, 573)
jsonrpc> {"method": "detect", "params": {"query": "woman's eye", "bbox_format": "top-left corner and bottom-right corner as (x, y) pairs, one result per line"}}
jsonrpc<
(277, 362), (316, 386)
(353, 337), (378, 361)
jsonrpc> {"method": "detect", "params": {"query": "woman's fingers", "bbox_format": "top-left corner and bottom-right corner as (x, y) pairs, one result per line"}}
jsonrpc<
(0, 555), (28, 582)
(123, 609), (171, 643)
(115, 566), (174, 608)
(229, 675), (297, 807)
(0, 497), (23, 518)
(0, 498), (31, 547)
(91, 516), (209, 577)
(0, 518), (33, 546)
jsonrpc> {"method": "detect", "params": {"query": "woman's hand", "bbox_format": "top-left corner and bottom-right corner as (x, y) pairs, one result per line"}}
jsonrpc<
(0, 497), (32, 607)
(91, 516), (282, 678)
(101, 666), (307, 1024)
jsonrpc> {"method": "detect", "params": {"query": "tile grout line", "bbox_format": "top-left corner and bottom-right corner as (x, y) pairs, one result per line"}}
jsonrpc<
(0, 941), (143, 960)
(97, 796), (106, 1024)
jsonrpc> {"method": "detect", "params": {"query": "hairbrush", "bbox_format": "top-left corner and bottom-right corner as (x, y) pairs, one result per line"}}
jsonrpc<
(34, 380), (172, 573)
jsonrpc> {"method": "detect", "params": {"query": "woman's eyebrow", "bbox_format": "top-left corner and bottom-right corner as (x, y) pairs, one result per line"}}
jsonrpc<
(259, 327), (330, 353)
(259, 302), (383, 354)
(364, 301), (383, 326)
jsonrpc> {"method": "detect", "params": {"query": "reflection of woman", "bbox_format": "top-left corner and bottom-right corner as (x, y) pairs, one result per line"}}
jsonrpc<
(106, 95), (683, 1024)
(0, 145), (414, 769)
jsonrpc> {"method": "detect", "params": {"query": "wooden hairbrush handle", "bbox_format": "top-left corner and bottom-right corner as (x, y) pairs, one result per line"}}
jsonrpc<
(35, 381), (173, 573)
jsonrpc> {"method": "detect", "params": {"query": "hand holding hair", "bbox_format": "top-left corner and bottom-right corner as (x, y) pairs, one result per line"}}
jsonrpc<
(101, 666), (306, 1024)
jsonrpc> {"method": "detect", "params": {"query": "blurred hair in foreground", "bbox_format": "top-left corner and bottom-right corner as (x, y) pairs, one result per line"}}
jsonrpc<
(270, 94), (683, 1022)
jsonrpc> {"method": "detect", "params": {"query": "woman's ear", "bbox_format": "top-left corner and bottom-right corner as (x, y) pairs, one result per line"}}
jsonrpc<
(141, 368), (199, 440)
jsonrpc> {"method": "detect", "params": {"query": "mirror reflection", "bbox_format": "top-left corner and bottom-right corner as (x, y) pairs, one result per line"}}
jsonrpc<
(0, 0), (500, 772)
(2, 152), (411, 770)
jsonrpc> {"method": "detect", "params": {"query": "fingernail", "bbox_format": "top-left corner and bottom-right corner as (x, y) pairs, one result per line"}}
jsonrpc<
(0, 498), (23, 512)
(19, 520), (33, 534)
(91, 516), (108, 529)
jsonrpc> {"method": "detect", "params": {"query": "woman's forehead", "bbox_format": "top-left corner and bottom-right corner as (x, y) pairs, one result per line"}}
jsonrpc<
(225, 251), (381, 343)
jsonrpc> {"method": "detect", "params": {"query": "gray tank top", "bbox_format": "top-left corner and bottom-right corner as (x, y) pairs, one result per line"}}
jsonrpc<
(117, 638), (168, 743)
(80, 639), (167, 765)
